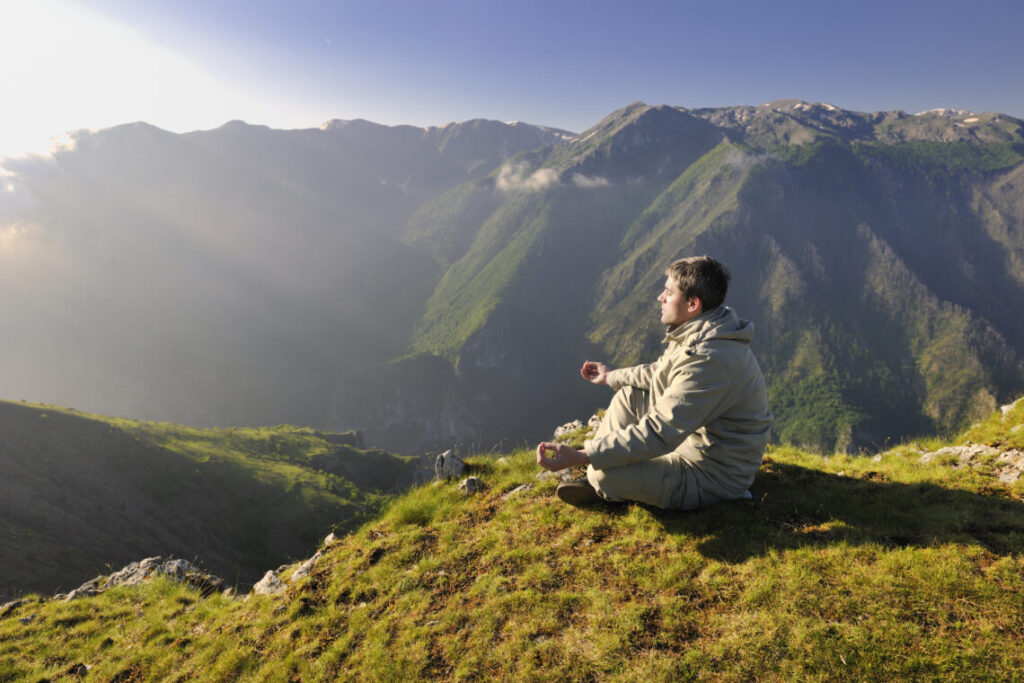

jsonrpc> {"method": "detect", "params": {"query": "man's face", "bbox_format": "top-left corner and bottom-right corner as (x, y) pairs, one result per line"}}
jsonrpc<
(658, 276), (701, 327)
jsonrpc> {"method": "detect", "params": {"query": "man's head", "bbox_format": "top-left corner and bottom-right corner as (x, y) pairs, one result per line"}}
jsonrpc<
(659, 256), (730, 326)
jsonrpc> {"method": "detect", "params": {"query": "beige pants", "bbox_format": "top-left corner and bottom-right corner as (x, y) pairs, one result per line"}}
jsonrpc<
(586, 386), (704, 510)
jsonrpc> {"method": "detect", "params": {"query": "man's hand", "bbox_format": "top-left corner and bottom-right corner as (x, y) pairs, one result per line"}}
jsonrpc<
(536, 442), (590, 471)
(580, 360), (611, 385)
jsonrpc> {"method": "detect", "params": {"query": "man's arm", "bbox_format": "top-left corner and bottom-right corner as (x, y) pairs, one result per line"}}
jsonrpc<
(584, 354), (731, 470)
(581, 360), (655, 390)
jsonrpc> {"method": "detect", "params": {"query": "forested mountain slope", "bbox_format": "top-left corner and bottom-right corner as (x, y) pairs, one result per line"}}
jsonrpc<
(355, 102), (1024, 452)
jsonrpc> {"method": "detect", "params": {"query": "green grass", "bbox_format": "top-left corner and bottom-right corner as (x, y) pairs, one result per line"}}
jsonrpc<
(3, 402), (1023, 681)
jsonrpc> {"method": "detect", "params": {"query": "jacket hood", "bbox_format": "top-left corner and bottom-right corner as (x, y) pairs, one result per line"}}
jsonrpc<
(664, 305), (754, 347)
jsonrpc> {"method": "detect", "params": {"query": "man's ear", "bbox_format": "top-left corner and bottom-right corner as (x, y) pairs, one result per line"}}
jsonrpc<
(687, 296), (702, 314)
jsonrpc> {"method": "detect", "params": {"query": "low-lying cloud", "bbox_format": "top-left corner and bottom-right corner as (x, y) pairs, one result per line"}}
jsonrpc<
(724, 148), (776, 172)
(571, 173), (610, 189)
(496, 161), (560, 192)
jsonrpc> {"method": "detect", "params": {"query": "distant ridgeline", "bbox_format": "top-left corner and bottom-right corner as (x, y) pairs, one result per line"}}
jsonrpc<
(2, 102), (1023, 452)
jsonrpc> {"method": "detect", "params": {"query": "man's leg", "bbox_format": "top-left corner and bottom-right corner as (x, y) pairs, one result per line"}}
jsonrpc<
(585, 385), (698, 510)
(556, 386), (649, 507)
(593, 385), (648, 439)
(586, 450), (701, 510)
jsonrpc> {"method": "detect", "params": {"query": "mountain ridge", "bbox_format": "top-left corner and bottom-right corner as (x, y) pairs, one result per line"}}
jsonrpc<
(2, 101), (1023, 454)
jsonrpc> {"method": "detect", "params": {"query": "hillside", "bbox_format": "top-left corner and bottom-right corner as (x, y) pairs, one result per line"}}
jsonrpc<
(2, 401), (1022, 681)
(0, 400), (417, 601)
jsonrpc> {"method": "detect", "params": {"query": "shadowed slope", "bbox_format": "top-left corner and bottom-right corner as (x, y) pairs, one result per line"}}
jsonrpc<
(0, 400), (416, 600)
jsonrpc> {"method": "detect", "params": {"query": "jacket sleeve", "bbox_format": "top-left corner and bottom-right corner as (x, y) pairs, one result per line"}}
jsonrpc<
(584, 351), (732, 470)
(606, 363), (655, 391)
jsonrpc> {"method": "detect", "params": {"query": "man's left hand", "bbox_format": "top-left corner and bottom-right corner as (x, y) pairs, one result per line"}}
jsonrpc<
(536, 442), (589, 471)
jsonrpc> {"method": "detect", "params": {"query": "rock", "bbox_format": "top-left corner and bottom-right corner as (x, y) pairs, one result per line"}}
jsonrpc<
(871, 454), (883, 463)
(995, 449), (1024, 483)
(18, 614), (36, 625)
(458, 477), (486, 494)
(535, 468), (579, 482)
(252, 570), (286, 596)
(918, 444), (998, 466)
(588, 413), (603, 429)
(289, 551), (322, 582)
(553, 420), (584, 440)
(501, 484), (533, 500)
(0, 599), (26, 618)
(62, 557), (223, 601)
(1000, 399), (1022, 417)
(323, 532), (340, 547)
(434, 449), (465, 480)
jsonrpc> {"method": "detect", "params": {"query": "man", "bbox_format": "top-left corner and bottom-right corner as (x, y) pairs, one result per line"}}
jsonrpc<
(536, 256), (772, 509)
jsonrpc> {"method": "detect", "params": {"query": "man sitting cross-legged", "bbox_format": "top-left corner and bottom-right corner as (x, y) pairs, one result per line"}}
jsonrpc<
(536, 256), (773, 509)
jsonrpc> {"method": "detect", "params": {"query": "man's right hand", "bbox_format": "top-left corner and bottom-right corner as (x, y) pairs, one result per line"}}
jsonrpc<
(580, 360), (610, 385)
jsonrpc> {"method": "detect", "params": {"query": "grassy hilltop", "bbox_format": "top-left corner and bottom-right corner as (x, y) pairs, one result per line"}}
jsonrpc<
(2, 402), (1023, 681)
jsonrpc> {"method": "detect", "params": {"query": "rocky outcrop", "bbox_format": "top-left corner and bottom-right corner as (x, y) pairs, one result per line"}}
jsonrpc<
(552, 413), (602, 442)
(57, 557), (223, 601)
(918, 444), (1024, 484)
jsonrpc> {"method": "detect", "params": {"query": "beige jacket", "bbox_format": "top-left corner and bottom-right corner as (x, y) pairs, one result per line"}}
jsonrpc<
(584, 306), (773, 502)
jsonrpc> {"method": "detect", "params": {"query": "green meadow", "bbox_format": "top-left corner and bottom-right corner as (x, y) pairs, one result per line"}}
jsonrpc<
(2, 402), (1022, 681)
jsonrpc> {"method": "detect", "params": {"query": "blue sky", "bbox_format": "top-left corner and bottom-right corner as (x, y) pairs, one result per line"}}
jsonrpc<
(2, 0), (1022, 157)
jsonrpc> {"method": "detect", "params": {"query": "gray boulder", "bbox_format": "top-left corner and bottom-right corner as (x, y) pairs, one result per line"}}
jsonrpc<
(458, 476), (486, 494)
(435, 449), (465, 480)
(252, 570), (286, 596)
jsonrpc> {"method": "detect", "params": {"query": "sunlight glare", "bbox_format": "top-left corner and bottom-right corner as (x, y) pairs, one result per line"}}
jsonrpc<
(0, 0), (274, 159)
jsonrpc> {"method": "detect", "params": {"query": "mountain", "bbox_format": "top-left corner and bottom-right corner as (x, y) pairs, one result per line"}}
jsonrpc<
(2, 102), (1023, 453)
(0, 399), (416, 600)
(352, 101), (1024, 452)
(2, 400), (1022, 680)
(0, 117), (571, 431)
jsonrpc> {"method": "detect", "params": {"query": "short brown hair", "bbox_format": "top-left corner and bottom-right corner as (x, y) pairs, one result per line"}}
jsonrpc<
(665, 256), (730, 311)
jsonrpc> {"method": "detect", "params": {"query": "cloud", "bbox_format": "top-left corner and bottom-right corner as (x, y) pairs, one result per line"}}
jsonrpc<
(571, 173), (610, 189)
(724, 148), (776, 172)
(496, 161), (560, 192)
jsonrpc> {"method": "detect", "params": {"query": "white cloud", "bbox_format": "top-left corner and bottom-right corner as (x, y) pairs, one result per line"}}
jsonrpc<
(724, 148), (776, 172)
(571, 173), (610, 189)
(496, 161), (560, 192)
